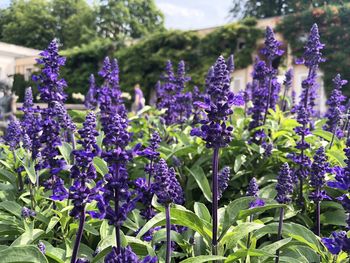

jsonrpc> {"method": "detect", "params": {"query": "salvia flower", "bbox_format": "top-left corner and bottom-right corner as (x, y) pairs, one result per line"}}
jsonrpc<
(21, 87), (41, 159)
(309, 147), (331, 202)
(21, 207), (36, 218)
(218, 167), (230, 200)
(4, 118), (22, 150)
(260, 26), (284, 60)
(191, 55), (242, 148)
(85, 74), (97, 109)
(104, 246), (157, 263)
(157, 60), (192, 125)
(322, 231), (350, 255)
(246, 177), (265, 208)
(38, 241), (46, 254)
(69, 112), (100, 218)
(324, 74), (347, 138)
(152, 159), (183, 205)
(33, 39), (67, 104)
(276, 163), (293, 204)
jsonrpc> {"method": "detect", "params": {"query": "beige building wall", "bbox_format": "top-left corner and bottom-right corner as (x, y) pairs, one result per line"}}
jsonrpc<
(15, 56), (38, 81)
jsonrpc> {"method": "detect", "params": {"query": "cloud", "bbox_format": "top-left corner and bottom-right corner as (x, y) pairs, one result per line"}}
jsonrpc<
(157, 2), (204, 18)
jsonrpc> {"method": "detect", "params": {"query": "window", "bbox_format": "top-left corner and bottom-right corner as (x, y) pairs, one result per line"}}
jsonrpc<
(25, 68), (32, 81)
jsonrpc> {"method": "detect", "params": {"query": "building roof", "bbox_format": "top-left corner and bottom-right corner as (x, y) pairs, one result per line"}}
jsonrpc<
(0, 41), (40, 58)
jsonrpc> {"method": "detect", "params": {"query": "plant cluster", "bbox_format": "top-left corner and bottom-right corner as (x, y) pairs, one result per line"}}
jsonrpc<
(2, 22), (350, 263)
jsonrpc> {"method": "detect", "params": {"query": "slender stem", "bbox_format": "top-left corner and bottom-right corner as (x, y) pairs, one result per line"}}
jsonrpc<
(329, 124), (338, 149)
(212, 147), (219, 256)
(263, 60), (272, 125)
(298, 176), (304, 209)
(165, 203), (171, 263)
(13, 151), (23, 191)
(71, 207), (86, 263)
(115, 191), (121, 253)
(244, 214), (254, 263)
(275, 207), (284, 263)
(281, 85), (288, 113)
(316, 200), (321, 236)
(148, 158), (153, 187)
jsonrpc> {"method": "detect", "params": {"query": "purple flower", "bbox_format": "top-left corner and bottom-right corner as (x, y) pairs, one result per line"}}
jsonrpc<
(38, 241), (46, 254)
(309, 147), (331, 202)
(104, 246), (156, 263)
(260, 27), (284, 60)
(152, 159), (183, 205)
(157, 60), (192, 125)
(324, 74), (347, 138)
(281, 69), (293, 111)
(76, 259), (89, 263)
(191, 55), (241, 148)
(246, 177), (265, 208)
(21, 87), (41, 159)
(85, 74), (97, 109)
(218, 167), (230, 199)
(21, 207), (36, 218)
(4, 118), (22, 150)
(276, 163), (293, 204)
(33, 39), (67, 104)
(322, 231), (348, 255)
(69, 112), (100, 218)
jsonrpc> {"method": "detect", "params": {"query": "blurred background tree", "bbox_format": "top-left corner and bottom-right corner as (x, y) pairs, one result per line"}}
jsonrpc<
(0, 0), (164, 49)
(230, 0), (348, 19)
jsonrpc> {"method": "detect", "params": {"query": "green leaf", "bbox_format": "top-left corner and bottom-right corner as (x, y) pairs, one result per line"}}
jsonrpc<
(19, 154), (37, 184)
(125, 236), (156, 256)
(93, 157), (109, 176)
(238, 203), (287, 219)
(46, 216), (60, 233)
(41, 241), (65, 263)
(220, 222), (265, 249)
(136, 213), (166, 239)
(0, 245), (48, 263)
(327, 149), (346, 167)
(193, 202), (211, 223)
(12, 229), (44, 246)
(0, 201), (22, 218)
(253, 222), (324, 254)
(169, 206), (211, 242)
(58, 142), (73, 165)
(234, 154), (246, 173)
(185, 166), (211, 202)
(180, 255), (226, 263)
(219, 197), (254, 241)
(259, 238), (292, 262)
(225, 248), (275, 262)
(152, 229), (186, 247)
(0, 169), (16, 184)
(312, 129), (340, 144)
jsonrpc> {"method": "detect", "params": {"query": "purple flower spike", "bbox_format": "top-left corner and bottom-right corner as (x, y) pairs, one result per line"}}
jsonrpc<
(218, 167), (230, 200)
(276, 163), (293, 204)
(157, 60), (192, 125)
(322, 231), (348, 255)
(152, 159), (183, 205)
(246, 177), (265, 208)
(260, 26), (284, 60)
(4, 118), (22, 150)
(85, 74), (97, 109)
(324, 74), (347, 138)
(309, 147), (330, 202)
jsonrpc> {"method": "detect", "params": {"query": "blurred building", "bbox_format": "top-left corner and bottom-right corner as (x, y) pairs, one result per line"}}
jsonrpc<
(196, 17), (327, 114)
(0, 42), (39, 86)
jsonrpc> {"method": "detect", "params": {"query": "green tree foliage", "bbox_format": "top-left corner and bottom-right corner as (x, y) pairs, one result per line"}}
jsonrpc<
(277, 4), (350, 96)
(0, 0), (164, 49)
(60, 38), (117, 101)
(51, 0), (97, 48)
(230, 0), (348, 19)
(115, 19), (261, 101)
(96, 0), (164, 40)
(0, 0), (57, 50)
(60, 19), (260, 102)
